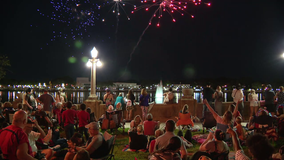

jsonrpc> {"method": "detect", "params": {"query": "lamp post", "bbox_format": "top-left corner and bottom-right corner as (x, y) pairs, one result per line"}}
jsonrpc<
(86, 47), (102, 101)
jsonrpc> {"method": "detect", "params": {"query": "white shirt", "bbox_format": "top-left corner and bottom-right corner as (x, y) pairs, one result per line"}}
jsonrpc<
(232, 89), (244, 103)
(28, 131), (41, 152)
(248, 94), (258, 107)
(153, 132), (186, 153)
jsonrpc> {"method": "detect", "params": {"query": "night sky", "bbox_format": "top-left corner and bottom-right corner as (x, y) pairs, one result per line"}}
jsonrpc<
(3, 0), (284, 83)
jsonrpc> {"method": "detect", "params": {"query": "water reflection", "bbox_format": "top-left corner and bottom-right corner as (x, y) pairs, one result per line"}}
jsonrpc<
(0, 90), (265, 104)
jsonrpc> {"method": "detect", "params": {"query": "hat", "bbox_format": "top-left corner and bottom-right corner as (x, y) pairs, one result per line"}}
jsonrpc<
(267, 84), (272, 88)
(85, 122), (99, 130)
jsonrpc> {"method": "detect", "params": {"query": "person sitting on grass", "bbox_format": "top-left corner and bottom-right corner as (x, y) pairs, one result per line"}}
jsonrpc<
(235, 116), (245, 141)
(150, 136), (182, 160)
(73, 149), (90, 160)
(143, 113), (159, 136)
(64, 122), (109, 160)
(23, 119), (54, 160)
(203, 99), (239, 139)
(177, 130), (193, 148)
(199, 129), (229, 159)
(129, 124), (148, 150)
(227, 127), (274, 160)
(35, 104), (53, 130)
(154, 120), (187, 160)
(228, 103), (242, 126)
(129, 115), (143, 132)
(176, 104), (194, 129)
(149, 129), (164, 154)
(51, 133), (84, 160)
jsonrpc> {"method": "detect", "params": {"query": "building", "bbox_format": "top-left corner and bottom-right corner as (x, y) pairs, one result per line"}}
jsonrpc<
(113, 82), (140, 89)
(76, 77), (90, 87)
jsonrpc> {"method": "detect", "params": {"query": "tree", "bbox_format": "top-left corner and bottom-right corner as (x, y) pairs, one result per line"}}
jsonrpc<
(0, 56), (11, 80)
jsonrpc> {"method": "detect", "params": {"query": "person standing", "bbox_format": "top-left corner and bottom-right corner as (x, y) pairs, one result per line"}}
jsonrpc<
(263, 84), (276, 115)
(103, 89), (114, 107)
(140, 88), (150, 121)
(23, 88), (37, 112)
(37, 90), (55, 117)
(248, 89), (259, 117)
(275, 86), (284, 108)
(202, 83), (215, 118)
(62, 101), (77, 140)
(126, 89), (135, 121)
(78, 104), (90, 142)
(114, 93), (125, 110)
(55, 91), (65, 106)
(214, 86), (223, 115)
(232, 84), (244, 116)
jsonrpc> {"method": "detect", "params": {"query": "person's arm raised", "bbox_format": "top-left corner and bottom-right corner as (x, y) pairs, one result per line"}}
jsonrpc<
(233, 101), (240, 116)
(33, 119), (46, 139)
(199, 131), (214, 151)
(203, 99), (219, 119)
(227, 127), (242, 151)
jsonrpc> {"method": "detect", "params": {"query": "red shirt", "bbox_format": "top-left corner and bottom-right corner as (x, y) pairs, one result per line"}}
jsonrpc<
(78, 110), (90, 127)
(0, 125), (33, 160)
(143, 120), (158, 136)
(62, 109), (77, 127)
(53, 108), (62, 124)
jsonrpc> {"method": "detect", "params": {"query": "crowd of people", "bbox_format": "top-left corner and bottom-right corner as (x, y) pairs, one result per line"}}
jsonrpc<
(0, 84), (283, 160)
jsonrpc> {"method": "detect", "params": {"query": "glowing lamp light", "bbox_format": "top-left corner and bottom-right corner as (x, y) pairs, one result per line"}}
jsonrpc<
(172, 19), (176, 22)
(191, 15), (195, 18)
(146, 8), (149, 11)
(86, 60), (92, 67)
(97, 60), (102, 67)
(282, 53), (284, 58)
(157, 23), (160, 27)
(207, 3), (211, 6)
(91, 47), (98, 58)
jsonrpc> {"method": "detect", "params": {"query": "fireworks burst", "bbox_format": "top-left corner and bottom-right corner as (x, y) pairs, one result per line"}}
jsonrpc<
(98, 0), (133, 22)
(132, 0), (211, 26)
(34, 0), (101, 50)
(120, 0), (210, 79)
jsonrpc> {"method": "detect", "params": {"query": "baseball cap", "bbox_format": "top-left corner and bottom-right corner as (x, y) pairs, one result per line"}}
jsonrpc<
(85, 122), (100, 130)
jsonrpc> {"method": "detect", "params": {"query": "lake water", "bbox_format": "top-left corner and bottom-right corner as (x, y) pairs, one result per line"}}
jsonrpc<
(0, 90), (263, 104)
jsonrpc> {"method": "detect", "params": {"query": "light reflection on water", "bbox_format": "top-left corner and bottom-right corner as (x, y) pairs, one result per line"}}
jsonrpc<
(0, 90), (264, 104)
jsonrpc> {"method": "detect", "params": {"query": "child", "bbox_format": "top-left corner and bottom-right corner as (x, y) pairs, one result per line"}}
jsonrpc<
(235, 116), (245, 141)
(86, 107), (97, 122)
(77, 104), (90, 142)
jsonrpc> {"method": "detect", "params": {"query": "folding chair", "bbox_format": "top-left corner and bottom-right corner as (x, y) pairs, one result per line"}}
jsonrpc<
(93, 135), (116, 160)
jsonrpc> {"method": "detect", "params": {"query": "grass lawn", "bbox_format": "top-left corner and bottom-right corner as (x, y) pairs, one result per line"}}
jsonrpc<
(105, 128), (205, 160)
(104, 128), (284, 160)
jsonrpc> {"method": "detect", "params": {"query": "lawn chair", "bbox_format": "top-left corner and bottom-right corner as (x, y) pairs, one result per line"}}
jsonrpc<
(93, 135), (116, 160)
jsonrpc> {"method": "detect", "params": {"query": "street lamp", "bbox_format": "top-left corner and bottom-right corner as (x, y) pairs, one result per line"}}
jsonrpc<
(86, 47), (102, 100)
